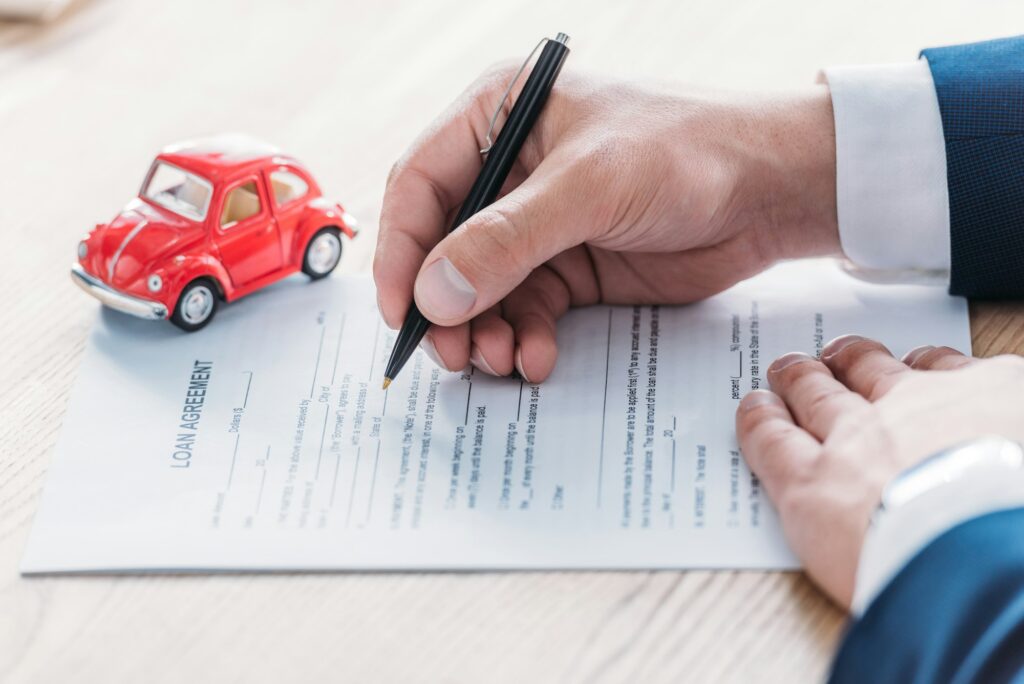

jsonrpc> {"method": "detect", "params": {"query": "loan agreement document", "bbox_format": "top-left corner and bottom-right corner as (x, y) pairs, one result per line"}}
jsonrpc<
(22, 260), (970, 573)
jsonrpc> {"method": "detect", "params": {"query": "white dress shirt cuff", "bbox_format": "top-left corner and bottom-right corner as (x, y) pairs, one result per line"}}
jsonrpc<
(822, 60), (950, 277)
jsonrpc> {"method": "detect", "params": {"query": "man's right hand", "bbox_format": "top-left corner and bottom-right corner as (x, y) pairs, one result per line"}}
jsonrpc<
(374, 65), (841, 382)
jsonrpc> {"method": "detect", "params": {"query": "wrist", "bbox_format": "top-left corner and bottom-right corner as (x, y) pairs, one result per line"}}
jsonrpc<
(746, 85), (842, 261)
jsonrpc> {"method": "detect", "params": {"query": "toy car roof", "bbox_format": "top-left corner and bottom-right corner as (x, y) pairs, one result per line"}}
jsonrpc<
(157, 134), (300, 180)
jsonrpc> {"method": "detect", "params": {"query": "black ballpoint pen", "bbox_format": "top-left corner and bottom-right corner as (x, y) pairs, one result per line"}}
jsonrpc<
(382, 32), (571, 389)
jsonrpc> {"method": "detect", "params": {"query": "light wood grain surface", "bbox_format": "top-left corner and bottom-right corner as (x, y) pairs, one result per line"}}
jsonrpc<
(2, 1), (1023, 682)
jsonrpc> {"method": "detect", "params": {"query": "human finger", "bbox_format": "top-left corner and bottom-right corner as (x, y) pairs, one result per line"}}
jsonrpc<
(373, 71), (511, 328)
(412, 148), (599, 327)
(767, 352), (869, 440)
(819, 335), (912, 401)
(736, 390), (820, 502)
(902, 345), (975, 371)
(499, 266), (572, 383)
(469, 306), (515, 376)
(422, 322), (471, 372)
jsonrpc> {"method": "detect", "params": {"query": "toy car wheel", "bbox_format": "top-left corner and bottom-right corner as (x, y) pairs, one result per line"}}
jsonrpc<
(302, 228), (342, 280)
(171, 279), (218, 332)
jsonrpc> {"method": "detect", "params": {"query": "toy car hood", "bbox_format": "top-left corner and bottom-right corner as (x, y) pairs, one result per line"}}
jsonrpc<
(88, 199), (203, 288)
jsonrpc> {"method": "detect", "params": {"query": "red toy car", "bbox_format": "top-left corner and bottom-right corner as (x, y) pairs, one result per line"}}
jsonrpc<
(72, 135), (357, 331)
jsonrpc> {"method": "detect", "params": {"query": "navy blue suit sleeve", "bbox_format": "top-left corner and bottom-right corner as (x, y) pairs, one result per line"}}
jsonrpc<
(921, 36), (1024, 298)
(829, 507), (1024, 684)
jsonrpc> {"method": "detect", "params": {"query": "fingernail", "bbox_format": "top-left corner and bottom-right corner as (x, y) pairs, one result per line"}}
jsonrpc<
(420, 334), (447, 370)
(514, 347), (531, 383)
(902, 345), (935, 366)
(470, 345), (498, 376)
(414, 258), (477, 321)
(769, 352), (815, 374)
(821, 334), (865, 360)
(738, 390), (782, 411)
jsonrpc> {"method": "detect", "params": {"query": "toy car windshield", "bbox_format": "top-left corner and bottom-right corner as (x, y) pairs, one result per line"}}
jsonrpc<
(142, 161), (213, 221)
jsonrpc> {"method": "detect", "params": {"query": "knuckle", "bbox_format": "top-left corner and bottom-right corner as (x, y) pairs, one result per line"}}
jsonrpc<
(576, 134), (647, 189)
(461, 206), (532, 277)
(826, 415), (861, 443)
(864, 365), (906, 401)
(803, 386), (845, 422)
(580, 135), (622, 170)
(831, 406), (874, 440)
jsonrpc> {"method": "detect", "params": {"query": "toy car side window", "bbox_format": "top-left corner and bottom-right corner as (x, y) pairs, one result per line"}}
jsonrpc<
(220, 181), (263, 229)
(269, 169), (309, 207)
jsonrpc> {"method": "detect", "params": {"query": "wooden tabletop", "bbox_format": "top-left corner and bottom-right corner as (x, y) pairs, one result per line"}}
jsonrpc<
(3, 1), (1023, 681)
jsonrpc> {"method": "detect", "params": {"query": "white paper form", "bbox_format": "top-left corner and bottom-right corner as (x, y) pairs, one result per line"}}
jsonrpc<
(22, 260), (971, 573)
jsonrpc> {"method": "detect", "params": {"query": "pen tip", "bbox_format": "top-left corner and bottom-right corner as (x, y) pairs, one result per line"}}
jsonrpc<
(382, 377), (392, 390)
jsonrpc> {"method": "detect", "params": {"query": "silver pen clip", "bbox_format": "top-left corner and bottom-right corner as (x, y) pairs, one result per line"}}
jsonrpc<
(480, 37), (549, 156)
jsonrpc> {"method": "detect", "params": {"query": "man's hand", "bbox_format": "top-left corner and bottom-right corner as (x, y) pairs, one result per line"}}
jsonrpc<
(375, 66), (839, 381)
(736, 336), (1024, 607)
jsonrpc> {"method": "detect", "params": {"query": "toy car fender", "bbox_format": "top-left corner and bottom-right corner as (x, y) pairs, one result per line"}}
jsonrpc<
(292, 198), (358, 266)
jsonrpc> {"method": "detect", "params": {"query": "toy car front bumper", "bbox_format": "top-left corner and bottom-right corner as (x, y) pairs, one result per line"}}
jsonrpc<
(70, 263), (168, 320)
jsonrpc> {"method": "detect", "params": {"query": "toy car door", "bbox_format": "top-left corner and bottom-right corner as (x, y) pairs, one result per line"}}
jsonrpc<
(266, 166), (312, 262)
(212, 175), (283, 286)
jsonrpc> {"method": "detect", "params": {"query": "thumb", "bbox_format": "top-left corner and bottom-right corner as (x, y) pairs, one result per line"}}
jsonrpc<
(412, 159), (593, 326)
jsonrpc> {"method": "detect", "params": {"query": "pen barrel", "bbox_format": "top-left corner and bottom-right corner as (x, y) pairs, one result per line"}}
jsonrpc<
(383, 35), (570, 385)
(449, 37), (571, 231)
(384, 302), (432, 382)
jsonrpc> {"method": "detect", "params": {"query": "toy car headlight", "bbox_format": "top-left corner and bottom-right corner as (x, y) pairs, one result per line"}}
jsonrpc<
(78, 241), (88, 259)
(147, 274), (163, 292)
(341, 211), (358, 228)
